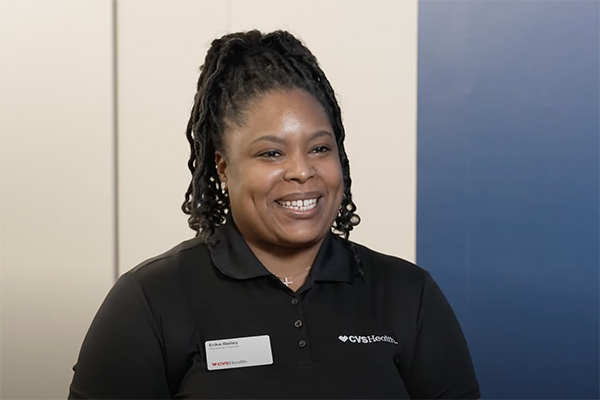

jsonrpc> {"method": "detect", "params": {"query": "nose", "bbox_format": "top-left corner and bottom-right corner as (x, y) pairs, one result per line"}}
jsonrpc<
(283, 153), (315, 183)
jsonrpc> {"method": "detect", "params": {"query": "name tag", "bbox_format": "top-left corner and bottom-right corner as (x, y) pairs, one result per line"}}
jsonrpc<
(205, 335), (273, 371)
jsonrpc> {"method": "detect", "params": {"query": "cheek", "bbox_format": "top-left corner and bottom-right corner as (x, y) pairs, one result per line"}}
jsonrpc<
(327, 161), (344, 192)
(230, 164), (284, 201)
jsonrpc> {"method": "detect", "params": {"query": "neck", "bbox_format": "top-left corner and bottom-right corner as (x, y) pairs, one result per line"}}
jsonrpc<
(245, 237), (325, 289)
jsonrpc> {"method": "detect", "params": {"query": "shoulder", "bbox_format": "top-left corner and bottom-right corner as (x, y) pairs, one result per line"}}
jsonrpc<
(344, 240), (438, 304)
(129, 236), (208, 271)
(351, 241), (429, 283)
(124, 237), (212, 294)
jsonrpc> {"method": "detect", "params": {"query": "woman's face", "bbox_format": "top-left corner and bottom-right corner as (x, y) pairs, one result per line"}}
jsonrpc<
(216, 88), (343, 252)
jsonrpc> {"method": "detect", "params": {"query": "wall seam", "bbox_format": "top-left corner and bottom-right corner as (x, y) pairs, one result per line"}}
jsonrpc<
(111, 0), (120, 282)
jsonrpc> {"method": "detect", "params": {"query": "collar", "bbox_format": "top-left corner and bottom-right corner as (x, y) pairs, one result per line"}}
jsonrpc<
(208, 217), (355, 283)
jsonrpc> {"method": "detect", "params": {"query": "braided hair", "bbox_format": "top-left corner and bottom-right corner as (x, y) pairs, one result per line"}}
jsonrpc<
(182, 30), (360, 245)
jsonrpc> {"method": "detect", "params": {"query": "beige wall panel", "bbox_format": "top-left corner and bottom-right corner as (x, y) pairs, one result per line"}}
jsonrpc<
(0, 0), (115, 398)
(230, 0), (418, 261)
(117, 0), (228, 274)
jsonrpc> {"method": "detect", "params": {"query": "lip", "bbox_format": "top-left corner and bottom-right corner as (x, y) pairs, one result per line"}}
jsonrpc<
(274, 192), (322, 219)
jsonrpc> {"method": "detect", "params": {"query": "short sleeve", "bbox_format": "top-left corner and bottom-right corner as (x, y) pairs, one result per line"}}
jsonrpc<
(404, 271), (480, 399)
(69, 273), (171, 399)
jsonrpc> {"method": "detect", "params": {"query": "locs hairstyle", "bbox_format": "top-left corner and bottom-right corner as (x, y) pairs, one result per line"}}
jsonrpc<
(182, 30), (360, 244)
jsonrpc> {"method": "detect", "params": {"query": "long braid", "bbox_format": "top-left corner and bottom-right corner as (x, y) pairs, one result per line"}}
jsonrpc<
(182, 39), (233, 239)
(182, 30), (360, 246)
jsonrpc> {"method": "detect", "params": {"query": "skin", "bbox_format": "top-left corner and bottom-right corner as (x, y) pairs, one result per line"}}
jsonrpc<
(215, 88), (344, 290)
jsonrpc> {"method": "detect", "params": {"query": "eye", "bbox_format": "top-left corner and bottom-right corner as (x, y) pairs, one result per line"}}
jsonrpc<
(311, 145), (331, 154)
(258, 150), (282, 159)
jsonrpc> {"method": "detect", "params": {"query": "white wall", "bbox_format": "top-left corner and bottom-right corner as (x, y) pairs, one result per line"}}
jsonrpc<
(116, 0), (229, 274)
(1, 0), (417, 398)
(1, 1), (115, 398)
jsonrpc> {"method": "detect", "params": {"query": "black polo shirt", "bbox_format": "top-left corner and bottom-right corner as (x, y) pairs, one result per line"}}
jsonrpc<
(69, 220), (480, 399)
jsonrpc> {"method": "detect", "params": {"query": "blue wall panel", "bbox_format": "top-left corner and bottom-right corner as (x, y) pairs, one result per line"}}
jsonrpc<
(417, 1), (599, 398)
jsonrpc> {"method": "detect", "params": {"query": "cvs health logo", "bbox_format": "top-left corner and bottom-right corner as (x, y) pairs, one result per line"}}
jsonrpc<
(211, 359), (249, 367)
(212, 361), (231, 367)
(338, 334), (398, 345)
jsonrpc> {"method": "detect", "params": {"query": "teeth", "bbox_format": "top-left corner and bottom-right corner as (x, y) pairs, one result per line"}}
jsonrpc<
(278, 198), (318, 211)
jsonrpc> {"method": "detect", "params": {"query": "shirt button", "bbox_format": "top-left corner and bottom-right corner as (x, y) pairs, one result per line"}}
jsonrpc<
(291, 298), (299, 305)
(298, 340), (307, 348)
(294, 320), (303, 328)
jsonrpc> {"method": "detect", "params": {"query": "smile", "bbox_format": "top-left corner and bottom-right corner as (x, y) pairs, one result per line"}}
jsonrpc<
(277, 198), (318, 211)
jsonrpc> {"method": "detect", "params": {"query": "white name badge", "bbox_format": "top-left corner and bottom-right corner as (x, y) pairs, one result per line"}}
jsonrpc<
(205, 335), (273, 371)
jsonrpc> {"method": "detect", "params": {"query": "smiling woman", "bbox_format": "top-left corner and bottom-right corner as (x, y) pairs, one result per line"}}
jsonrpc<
(69, 30), (480, 399)
(216, 89), (344, 282)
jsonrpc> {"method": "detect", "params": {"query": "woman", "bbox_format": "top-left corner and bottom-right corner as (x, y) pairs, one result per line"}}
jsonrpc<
(69, 30), (480, 399)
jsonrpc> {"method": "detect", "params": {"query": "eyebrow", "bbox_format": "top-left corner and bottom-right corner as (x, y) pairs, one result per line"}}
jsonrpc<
(250, 130), (334, 145)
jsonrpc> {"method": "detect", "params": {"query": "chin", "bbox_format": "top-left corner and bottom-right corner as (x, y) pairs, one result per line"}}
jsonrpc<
(275, 229), (328, 249)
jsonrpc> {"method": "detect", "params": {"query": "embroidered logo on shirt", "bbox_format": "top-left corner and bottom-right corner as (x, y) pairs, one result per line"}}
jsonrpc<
(338, 334), (398, 345)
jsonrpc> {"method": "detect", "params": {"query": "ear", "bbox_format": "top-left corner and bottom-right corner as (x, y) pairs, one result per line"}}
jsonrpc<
(215, 151), (228, 185)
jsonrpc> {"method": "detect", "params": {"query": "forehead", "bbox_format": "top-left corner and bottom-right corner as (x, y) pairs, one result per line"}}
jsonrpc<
(223, 88), (333, 146)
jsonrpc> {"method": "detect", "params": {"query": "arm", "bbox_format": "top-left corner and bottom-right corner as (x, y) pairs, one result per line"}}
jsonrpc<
(404, 271), (480, 399)
(69, 273), (171, 399)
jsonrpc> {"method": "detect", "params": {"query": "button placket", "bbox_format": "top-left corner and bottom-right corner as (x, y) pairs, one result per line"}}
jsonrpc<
(287, 294), (312, 365)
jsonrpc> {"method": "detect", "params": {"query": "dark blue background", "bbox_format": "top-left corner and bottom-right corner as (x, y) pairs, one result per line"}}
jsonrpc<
(417, 1), (599, 398)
